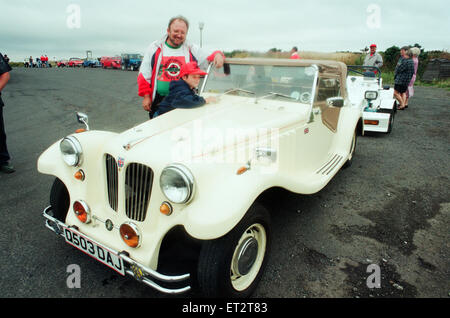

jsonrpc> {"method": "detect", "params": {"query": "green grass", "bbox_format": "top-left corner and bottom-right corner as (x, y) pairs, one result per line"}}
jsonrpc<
(381, 71), (450, 90)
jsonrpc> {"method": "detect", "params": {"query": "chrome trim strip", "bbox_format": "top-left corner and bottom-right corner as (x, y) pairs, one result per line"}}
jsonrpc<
(105, 154), (118, 212)
(316, 154), (343, 175)
(42, 206), (190, 294)
(125, 163), (153, 222)
(199, 62), (213, 95)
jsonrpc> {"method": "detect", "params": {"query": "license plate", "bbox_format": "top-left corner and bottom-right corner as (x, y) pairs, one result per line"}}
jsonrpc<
(63, 227), (125, 276)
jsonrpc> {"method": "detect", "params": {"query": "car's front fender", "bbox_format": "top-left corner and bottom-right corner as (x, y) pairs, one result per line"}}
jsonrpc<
(37, 130), (118, 187)
(177, 163), (275, 240)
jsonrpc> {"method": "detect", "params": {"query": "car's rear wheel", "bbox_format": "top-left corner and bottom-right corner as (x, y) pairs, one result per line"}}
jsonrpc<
(49, 178), (70, 222)
(197, 203), (271, 297)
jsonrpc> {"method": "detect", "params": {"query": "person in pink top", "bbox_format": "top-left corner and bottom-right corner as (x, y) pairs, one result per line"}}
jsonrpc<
(405, 47), (420, 108)
(290, 46), (301, 59)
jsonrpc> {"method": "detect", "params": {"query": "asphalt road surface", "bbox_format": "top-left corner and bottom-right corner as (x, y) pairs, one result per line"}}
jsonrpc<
(0, 67), (448, 298)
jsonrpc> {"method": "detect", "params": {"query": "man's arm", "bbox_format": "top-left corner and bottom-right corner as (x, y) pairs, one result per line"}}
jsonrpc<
(191, 44), (225, 69)
(0, 72), (10, 92)
(0, 53), (12, 91)
(209, 51), (225, 68)
(138, 43), (161, 111)
(375, 54), (383, 68)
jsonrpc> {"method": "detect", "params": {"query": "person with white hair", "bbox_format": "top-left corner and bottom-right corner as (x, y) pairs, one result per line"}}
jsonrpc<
(405, 47), (421, 108)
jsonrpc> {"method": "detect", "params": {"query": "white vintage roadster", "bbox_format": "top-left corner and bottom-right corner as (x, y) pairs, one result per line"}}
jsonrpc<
(346, 65), (396, 134)
(38, 58), (361, 297)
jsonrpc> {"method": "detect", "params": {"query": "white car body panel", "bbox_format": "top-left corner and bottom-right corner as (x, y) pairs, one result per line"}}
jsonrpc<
(346, 66), (396, 134)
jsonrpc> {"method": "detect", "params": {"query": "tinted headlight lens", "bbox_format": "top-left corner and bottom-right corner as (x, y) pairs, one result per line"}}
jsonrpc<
(60, 136), (82, 166)
(160, 164), (194, 204)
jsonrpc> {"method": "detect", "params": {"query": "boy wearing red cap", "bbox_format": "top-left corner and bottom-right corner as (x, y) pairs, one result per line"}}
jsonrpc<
(154, 62), (215, 117)
(363, 44), (383, 69)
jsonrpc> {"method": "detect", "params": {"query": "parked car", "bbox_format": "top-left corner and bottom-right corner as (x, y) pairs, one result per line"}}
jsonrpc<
(111, 57), (122, 69)
(83, 59), (101, 68)
(347, 65), (396, 134)
(38, 58), (361, 297)
(121, 53), (142, 71)
(57, 60), (68, 67)
(101, 56), (121, 69)
(68, 57), (84, 67)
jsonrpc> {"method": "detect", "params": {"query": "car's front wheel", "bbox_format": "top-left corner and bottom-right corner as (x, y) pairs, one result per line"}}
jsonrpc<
(49, 178), (70, 222)
(197, 203), (271, 297)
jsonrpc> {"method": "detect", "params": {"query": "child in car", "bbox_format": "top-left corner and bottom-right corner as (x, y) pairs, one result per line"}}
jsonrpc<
(154, 62), (216, 117)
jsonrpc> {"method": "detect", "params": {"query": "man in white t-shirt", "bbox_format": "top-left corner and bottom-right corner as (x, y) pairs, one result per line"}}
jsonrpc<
(138, 15), (224, 118)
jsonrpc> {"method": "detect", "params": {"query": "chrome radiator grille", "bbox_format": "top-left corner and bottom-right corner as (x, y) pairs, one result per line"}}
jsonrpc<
(124, 163), (154, 222)
(105, 154), (118, 211)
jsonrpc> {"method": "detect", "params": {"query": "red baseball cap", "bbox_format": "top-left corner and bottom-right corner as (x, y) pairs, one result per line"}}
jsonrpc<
(179, 62), (207, 77)
(370, 44), (377, 47)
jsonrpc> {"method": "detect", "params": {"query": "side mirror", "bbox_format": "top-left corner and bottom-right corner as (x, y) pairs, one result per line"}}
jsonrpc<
(76, 112), (90, 130)
(326, 97), (344, 108)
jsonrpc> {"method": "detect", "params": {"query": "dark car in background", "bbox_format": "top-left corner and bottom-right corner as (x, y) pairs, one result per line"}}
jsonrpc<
(121, 53), (142, 71)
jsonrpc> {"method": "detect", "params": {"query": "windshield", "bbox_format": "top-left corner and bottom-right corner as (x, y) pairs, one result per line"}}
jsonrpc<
(201, 63), (318, 104)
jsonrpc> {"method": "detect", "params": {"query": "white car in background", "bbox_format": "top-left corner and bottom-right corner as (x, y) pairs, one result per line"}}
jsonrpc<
(347, 65), (396, 134)
(38, 58), (361, 297)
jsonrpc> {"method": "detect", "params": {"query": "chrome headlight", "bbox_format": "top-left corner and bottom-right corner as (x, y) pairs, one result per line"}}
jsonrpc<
(60, 136), (83, 166)
(160, 164), (195, 204)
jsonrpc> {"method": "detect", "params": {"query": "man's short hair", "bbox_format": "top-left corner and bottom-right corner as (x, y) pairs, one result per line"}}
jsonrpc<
(400, 45), (410, 51)
(292, 46), (298, 51)
(168, 15), (189, 29)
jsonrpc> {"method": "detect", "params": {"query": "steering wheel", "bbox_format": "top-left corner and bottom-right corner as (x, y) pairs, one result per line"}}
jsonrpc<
(300, 92), (312, 103)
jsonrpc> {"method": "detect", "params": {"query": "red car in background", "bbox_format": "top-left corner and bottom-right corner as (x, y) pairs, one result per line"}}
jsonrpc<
(100, 56), (121, 69)
(57, 60), (68, 67)
(68, 57), (84, 67)
(111, 57), (122, 69)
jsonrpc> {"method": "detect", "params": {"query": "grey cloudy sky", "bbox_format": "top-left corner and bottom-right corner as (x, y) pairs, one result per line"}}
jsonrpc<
(1, 0), (449, 61)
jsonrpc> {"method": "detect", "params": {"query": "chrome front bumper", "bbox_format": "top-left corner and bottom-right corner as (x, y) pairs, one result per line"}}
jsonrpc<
(42, 206), (191, 294)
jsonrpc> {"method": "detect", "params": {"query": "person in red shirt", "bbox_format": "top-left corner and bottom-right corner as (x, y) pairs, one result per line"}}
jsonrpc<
(290, 46), (301, 59)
